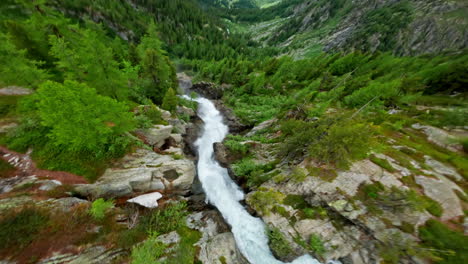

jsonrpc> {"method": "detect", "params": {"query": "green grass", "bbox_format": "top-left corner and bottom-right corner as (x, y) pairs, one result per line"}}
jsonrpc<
(419, 219), (468, 264)
(369, 154), (397, 173)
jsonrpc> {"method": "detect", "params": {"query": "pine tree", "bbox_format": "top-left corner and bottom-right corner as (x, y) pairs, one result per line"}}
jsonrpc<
(161, 88), (178, 112)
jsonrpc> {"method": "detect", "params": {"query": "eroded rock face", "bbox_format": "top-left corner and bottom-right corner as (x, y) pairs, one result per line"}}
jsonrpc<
(74, 148), (196, 199)
(38, 246), (126, 264)
(186, 211), (248, 264)
(135, 124), (173, 149)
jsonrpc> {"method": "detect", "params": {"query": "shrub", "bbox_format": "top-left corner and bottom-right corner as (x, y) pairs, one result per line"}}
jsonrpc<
(89, 198), (114, 220)
(34, 80), (135, 155)
(147, 202), (188, 234)
(419, 219), (468, 264)
(131, 234), (167, 264)
(309, 234), (325, 256)
(268, 227), (293, 259)
(247, 188), (285, 216)
(224, 135), (249, 155)
(161, 88), (178, 112)
(280, 117), (371, 168)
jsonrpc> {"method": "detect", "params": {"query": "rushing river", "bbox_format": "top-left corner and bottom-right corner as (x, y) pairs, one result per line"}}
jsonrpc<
(191, 95), (324, 264)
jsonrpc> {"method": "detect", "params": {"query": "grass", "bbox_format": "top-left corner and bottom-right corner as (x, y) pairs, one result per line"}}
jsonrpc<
(419, 219), (468, 264)
(0, 205), (49, 252)
(369, 154), (397, 173)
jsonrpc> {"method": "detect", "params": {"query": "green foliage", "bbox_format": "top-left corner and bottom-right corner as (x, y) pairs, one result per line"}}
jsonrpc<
(0, 33), (48, 87)
(232, 158), (277, 187)
(89, 198), (115, 220)
(369, 154), (397, 173)
(355, 1), (413, 51)
(147, 202), (188, 234)
(419, 219), (468, 264)
(161, 88), (178, 112)
(131, 233), (167, 264)
(378, 231), (436, 264)
(49, 29), (131, 100)
(224, 135), (250, 155)
(247, 188), (285, 215)
(280, 116), (371, 168)
(268, 227), (293, 258)
(35, 80), (135, 155)
(309, 234), (325, 256)
(0, 206), (49, 251)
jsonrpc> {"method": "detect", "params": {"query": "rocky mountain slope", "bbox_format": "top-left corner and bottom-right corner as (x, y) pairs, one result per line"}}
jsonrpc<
(242, 0), (468, 57)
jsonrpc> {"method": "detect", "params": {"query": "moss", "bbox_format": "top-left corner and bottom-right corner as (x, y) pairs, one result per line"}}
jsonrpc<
(399, 221), (415, 234)
(283, 195), (308, 209)
(219, 256), (227, 264)
(309, 234), (325, 256)
(307, 166), (338, 182)
(247, 188), (285, 216)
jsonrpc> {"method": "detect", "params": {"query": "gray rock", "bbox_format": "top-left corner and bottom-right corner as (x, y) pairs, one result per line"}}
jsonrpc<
(0, 86), (33, 95)
(197, 233), (249, 264)
(39, 246), (126, 264)
(74, 149), (195, 199)
(136, 124), (173, 148)
(127, 192), (162, 208)
(38, 180), (62, 191)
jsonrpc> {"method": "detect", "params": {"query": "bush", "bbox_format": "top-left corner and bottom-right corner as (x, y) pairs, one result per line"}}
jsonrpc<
(131, 234), (167, 264)
(268, 227), (293, 259)
(34, 80), (135, 155)
(419, 219), (468, 264)
(147, 202), (188, 234)
(224, 135), (249, 155)
(247, 188), (285, 216)
(280, 117), (371, 168)
(309, 234), (325, 256)
(89, 198), (114, 220)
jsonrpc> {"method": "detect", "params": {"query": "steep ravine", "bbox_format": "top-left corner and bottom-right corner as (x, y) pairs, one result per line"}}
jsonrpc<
(190, 94), (326, 264)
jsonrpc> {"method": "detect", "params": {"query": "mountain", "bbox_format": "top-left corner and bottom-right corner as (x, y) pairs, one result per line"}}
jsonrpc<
(232, 0), (468, 57)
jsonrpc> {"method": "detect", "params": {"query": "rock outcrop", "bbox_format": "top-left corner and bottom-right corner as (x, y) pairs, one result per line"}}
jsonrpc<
(75, 148), (196, 199)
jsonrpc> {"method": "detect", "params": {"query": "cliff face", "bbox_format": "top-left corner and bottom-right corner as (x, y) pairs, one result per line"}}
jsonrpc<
(256, 0), (467, 57)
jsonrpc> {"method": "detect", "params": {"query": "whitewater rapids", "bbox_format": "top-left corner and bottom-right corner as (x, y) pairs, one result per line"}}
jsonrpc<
(191, 95), (327, 264)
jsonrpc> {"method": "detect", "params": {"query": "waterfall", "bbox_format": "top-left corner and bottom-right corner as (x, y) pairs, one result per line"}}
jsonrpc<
(191, 96), (325, 264)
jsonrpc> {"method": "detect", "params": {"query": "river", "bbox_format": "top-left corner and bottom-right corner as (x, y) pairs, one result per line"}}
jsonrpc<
(191, 95), (324, 264)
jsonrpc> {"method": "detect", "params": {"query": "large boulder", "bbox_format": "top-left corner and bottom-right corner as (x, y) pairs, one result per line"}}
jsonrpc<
(136, 125), (173, 148)
(74, 149), (196, 199)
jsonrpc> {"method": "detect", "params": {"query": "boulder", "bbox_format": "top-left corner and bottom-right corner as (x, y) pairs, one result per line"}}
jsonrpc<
(127, 192), (162, 208)
(246, 118), (277, 137)
(176, 106), (196, 118)
(0, 86), (33, 95)
(136, 125), (173, 148)
(214, 100), (251, 133)
(39, 246), (126, 264)
(74, 149), (196, 199)
(197, 233), (249, 264)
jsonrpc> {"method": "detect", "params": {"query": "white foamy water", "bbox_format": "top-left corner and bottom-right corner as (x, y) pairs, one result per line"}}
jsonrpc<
(191, 96), (327, 264)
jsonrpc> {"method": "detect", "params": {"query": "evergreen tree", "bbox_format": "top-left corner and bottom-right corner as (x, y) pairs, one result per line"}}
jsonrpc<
(161, 88), (178, 112)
